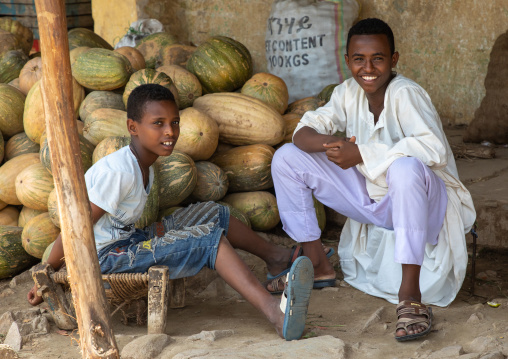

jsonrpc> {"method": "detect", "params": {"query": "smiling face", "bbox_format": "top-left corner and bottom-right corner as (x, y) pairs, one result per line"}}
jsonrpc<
(127, 99), (180, 164)
(345, 34), (399, 100)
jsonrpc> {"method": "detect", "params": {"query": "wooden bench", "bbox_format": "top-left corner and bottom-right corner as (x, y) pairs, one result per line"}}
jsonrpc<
(30, 263), (185, 334)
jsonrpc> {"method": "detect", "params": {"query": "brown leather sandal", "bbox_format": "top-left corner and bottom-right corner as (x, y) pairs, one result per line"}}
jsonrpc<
(395, 300), (433, 342)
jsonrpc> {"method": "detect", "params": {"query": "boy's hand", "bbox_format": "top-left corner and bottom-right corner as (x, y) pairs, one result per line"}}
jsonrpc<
(323, 136), (363, 169)
(27, 283), (43, 306)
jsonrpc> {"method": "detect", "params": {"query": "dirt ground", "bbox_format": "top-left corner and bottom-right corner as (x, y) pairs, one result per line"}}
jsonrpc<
(1, 228), (507, 359)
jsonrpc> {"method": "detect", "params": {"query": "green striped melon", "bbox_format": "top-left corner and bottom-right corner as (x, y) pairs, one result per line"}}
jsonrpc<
(211, 144), (275, 192)
(15, 162), (55, 211)
(241, 72), (289, 114)
(47, 188), (59, 228)
(0, 50), (29, 83)
(158, 44), (197, 67)
(0, 153), (40, 205)
(79, 90), (126, 122)
(18, 206), (45, 228)
(69, 46), (90, 65)
(21, 212), (60, 259)
(72, 48), (133, 90)
(135, 169), (159, 229)
(0, 29), (22, 57)
(135, 32), (177, 69)
(191, 161), (228, 202)
(41, 240), (55, 263)
(0, 83), (25, 138)
(157, 65), (202, 109)
(40, 134), (95, 174)
(317, 83), (339, 104)
(222, 191), (279, 231)
(186, 36), (252, 94)
(281, 113), (302, 143)
(156, 150), (197, 209)
(0, 225), (38, 279)
(286, 96), (320, 115)
(24, 78), (84, 144)
(122, 68), (180, 108)
(83, 108), (129, 146)
(92, 136), (131, 164)
(0, 19), (33, 55)
(174, 107), (219, 161)
(68, 28), (113, 51)
(216, 201), (251, 228)
(0, 206), (19, 226)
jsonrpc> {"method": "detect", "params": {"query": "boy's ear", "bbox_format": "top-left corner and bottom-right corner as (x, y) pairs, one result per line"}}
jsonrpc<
(127, 118), (138, 135)
(391, 51), (400, 68)
(344, 54), (350, 68)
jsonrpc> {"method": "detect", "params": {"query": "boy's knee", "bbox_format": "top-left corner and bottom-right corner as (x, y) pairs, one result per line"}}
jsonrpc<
(387, 157), (426, 187)
(272, 143), (297, 169)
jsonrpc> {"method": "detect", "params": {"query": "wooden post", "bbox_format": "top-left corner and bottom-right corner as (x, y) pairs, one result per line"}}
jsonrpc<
(147, 266), (169, 334)
(34, 1), (120, 357)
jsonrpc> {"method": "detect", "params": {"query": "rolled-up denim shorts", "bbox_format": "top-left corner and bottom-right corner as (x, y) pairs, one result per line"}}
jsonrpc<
(97, 201), (230, 279)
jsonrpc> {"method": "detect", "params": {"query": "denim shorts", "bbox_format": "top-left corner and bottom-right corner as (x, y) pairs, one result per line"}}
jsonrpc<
(97, 201), (230, 278)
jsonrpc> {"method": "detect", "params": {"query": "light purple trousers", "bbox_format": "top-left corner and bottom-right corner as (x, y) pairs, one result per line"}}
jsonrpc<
(271, 144), (448, 265)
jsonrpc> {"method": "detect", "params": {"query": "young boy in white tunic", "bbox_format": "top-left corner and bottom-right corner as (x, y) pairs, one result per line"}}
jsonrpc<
(27, 84), (314, 341)
(270, 18), (475, 341)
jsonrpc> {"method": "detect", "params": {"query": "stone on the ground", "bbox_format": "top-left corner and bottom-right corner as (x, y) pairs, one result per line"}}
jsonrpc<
(479, 352), (505, 359)
(120, 333), (171, 359)
(467, 312), (484, 324)
(468, 336), (500, 353)
(0, 312), (15, 336)
(186, 330), (234, 342)
(0, 310), (49, 351)
(427, 345), (464, 359)
(0, 289), (14, 299)
(167, 335), (346, 359)
(458, 354), (481, 359)
(3, 323), (22, 352)
(361, 306), (385, 333)
(0, 344), (19, 359)
(8, 271), (32, 288)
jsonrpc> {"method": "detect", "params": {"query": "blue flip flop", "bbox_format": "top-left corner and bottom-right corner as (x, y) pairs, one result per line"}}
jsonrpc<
(267, 246), (335, 281)
(281, 256), (314, 341)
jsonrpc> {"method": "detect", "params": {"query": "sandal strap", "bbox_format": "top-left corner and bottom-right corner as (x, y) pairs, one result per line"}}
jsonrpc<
(287, 245), (303, 268)
(396, 300), (429, 317)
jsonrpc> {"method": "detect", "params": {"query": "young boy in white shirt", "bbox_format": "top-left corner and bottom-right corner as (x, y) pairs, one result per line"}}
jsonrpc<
(270, 18), (475, 341)
(28, 84), (314, 341)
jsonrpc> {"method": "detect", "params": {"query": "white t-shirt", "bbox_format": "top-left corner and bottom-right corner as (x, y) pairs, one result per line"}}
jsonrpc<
(85, 146), (154, 251)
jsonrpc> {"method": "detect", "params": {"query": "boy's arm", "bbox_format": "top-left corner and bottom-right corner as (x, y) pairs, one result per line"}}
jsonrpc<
(293, 126), (343, 153)
(27, 202), (106, 306)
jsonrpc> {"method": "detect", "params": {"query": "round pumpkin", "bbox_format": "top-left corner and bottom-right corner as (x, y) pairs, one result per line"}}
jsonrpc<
(211, 144), (275, 192)
(83, 108), (129, 146)
(222, 191), (280, 231)
(8, 77), (20, 90)
(0, 83), (25, 138)
(72, 48), (133, 91)
(191, 161), (229, 202)
(281, 113), (302, 142)
(0, 153), (40, 205)
(67, 28), (113, 50)
(24, 78), (84, 144)
(158, 44), (197, 68)
(135, 32), (178, 69)
(47, 188), (59, 228)
(157, 65), (202, 109)
(69, 46), (90, 65)
(92, 136), (131, 164)
(193, 93), (285, 146)
(216, 201), (251, 228)
(0, 50), (29, 83)
(0, 225), (38, 279)
(21, 212), (60, 259)
(122, 68), (180, 108)
(0, 206), (20, 226)
(0, 19), (32, 54)
(241, 73), (289, 114)
(18, 57), (42, 95)
(186, 36), (252, 94)
(79, 90), (125, 122)
(286, 96), (320, 116)
(15, 162), (55, 211)
(156, 150), (197, 209)
(174, 107), (219, 161)
(18, 206), (45, 228)
(114, 46), (146, 71)
(40, 134), (95, 174)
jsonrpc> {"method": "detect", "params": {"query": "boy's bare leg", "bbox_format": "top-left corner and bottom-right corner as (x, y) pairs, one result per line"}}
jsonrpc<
(226, 216), (333, 280)
(396, 264), (427, 337)
(214, 236), (285, 337)
(301, 240), (336, 280)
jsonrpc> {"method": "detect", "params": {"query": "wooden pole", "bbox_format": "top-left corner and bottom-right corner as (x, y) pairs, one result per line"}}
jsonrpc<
(34, 1), (120, 357)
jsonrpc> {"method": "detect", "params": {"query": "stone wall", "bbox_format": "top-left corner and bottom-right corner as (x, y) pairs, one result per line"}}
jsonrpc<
(92, 0), (508, 125)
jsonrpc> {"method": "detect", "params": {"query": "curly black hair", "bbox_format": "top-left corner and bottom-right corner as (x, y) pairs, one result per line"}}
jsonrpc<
(346, 18), (395, 55)
(127, 84), (176, 122)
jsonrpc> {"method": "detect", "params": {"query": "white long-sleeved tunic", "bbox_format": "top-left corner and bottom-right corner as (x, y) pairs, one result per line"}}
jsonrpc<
(295, 74), (476, 306)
